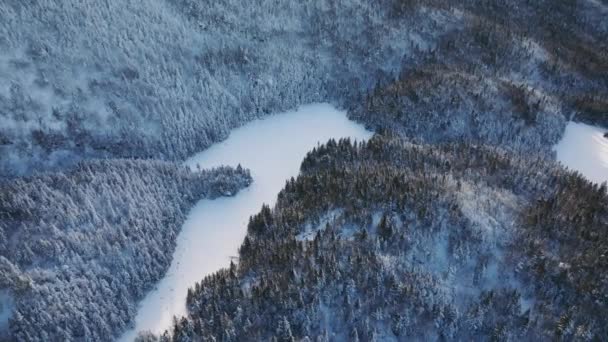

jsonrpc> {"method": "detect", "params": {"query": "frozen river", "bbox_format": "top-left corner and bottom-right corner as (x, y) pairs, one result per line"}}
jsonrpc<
(120, 103), (372, 340)
(554, 121), (608, 185)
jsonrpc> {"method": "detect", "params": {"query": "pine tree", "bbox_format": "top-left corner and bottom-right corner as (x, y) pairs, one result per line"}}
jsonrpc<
(378, 213), (393, 241)
(276, 316), (295, 342)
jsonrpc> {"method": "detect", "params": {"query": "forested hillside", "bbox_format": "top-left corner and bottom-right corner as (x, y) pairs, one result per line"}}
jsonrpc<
(1, 0), (607, 176)
(156, 135), (608, 341)
(0, 160), (251, 341)
(349, 0), (608, 156)
(1, 0), (607, 340)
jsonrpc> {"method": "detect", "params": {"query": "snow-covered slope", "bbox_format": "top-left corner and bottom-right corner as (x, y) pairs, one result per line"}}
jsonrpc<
(1, 0), (607, 176)
(165, 136), (608, 341)
(0, 161), (251, 341)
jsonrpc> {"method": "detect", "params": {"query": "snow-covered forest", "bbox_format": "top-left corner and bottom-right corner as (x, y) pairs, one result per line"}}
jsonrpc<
(1, 0), (606, 176)
(0, 160), (251, 340)
(155, 136), (608, 341)
(0, 0), (607, 340)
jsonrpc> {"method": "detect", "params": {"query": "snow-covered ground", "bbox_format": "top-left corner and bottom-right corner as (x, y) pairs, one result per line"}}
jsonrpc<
(120, 103), (372, 340)
(554, 121), (608, 185)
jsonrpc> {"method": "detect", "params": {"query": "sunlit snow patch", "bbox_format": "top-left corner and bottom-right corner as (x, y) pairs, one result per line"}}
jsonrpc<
(554, 121), (608, 185)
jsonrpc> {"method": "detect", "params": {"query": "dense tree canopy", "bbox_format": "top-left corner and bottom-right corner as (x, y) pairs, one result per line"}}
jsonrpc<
(1, 0), (606, 176)
(158, 136), (608, 341)
(0, 160), (251, 341)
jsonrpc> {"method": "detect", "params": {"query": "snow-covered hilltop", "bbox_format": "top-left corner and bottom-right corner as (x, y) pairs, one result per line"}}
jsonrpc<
(164, 136), (608, 341)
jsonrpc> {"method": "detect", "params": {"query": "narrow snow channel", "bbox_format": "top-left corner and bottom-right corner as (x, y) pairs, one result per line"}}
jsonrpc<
(120, 103), (372, 340)
(554, 121), (608, 184)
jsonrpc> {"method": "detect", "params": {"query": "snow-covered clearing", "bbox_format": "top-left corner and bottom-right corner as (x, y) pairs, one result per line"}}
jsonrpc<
(120, 103), (372, 340)
(554, 121), (608, 185)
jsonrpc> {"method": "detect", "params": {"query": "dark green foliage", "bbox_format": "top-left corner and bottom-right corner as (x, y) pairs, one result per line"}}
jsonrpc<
(349, 0), (608, 155)
(516, 177), (608, 340)
(573, 96), (608, 128)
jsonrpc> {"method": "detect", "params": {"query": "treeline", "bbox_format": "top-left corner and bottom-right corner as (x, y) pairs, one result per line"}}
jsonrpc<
(0, 160), (251, 341)
(150, 135), (607, 341)
(349, 64), (567, 157)
(1, 0), (606, 176)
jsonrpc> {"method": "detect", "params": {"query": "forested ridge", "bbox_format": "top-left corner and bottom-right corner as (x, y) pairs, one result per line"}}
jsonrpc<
(349, 0), (608, 156)
(0, 160), (251, 341)
(153, 135), (608, 341)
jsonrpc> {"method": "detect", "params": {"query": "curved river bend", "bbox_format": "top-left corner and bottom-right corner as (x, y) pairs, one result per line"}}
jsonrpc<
(120, 104), (372, 340)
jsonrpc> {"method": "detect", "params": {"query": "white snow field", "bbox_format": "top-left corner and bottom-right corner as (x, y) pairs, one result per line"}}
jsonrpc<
(554, 121), (608, 185)
(120, 103), (372, 340)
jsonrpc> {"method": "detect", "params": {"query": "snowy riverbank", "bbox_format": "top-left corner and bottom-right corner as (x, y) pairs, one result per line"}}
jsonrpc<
(120, 104), (372, 340)
(554, 121), (608, 185)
